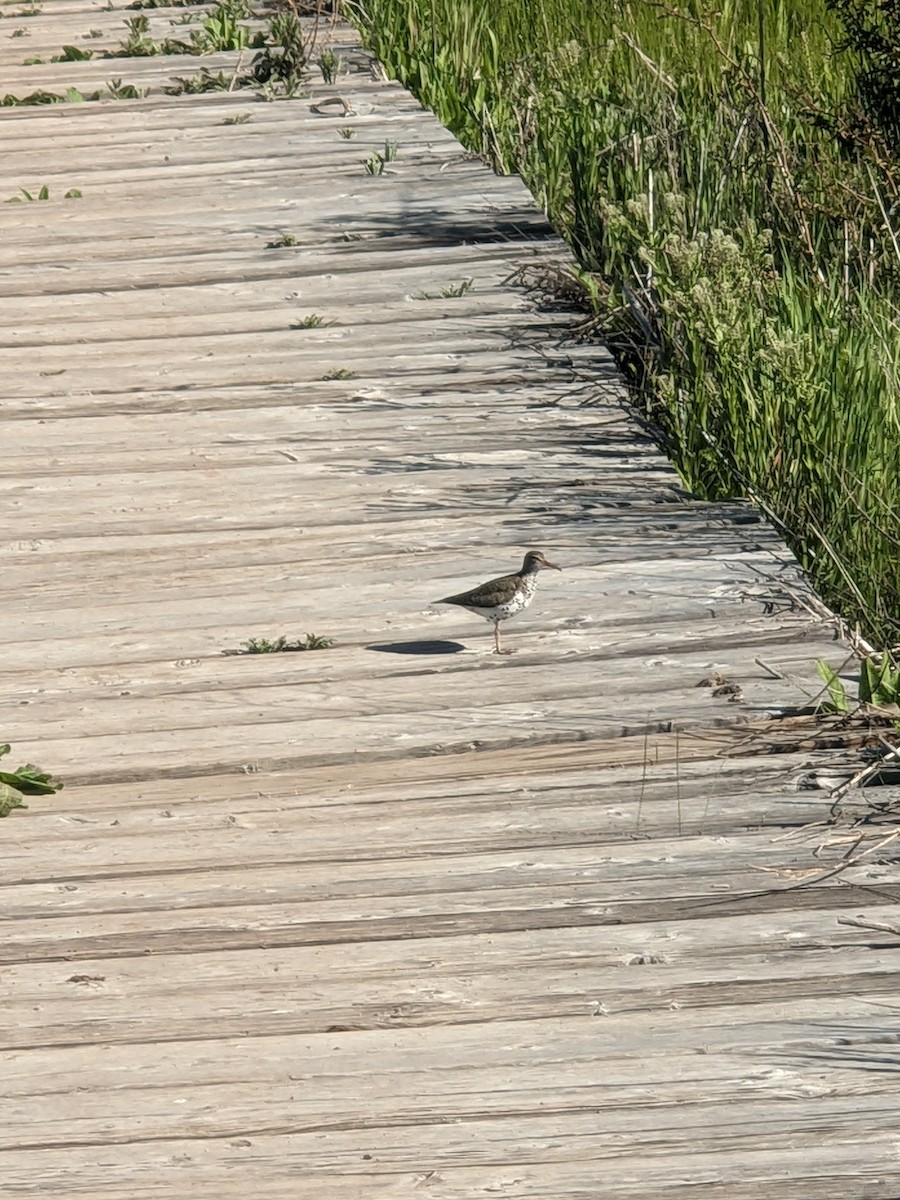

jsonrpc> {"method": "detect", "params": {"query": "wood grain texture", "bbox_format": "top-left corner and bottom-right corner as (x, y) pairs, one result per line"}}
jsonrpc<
(2, 11), (894, 1200)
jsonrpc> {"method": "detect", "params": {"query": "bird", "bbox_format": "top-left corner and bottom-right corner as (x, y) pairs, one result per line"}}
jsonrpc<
(436, 550), (561, 654)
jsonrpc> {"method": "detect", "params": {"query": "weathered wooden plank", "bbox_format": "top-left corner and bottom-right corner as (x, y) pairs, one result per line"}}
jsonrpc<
(2, 1138), (897, 1200)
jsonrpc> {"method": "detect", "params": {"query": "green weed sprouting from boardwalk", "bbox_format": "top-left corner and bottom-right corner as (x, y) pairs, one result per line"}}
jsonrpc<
(317, 48), (342, 83)
(113, 3), (257, 57)
(291, 313), (334, 328)
(1, 80), (148, 105)
(0, 743), (63, 819)
(347, 0), (900, 647)
(6, 186), (82, 201)
(223, 634), (336, 655)
(416, 278), (474, 299)
(164, 68), (233, 94)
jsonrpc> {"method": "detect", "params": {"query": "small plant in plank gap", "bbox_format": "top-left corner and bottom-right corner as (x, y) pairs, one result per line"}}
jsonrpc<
(0, 744), (63, 819)
(223, 634), (335, 656)
(7, 186), (84, 201)
(250, 9), (309, 94)
(338, 125), (356, 138)
(106, 78), (146, 99)
(7, 185), (50, 202)
(223, 112), (252, 125)
(193, 0), (257, 54)
(317, 48), (341, 83)
(165, 69), (232, 95)
(114, 2), (257, 56)
(11, 27), (29, 37)
(321, 367), (356, 380)
(52, 44), (93, 60)
(363, 152), (384, 175)
(291, 313), (333, 328)
(2, 87), (91, 105)
(416, 278), (474, 300)
(267, 232), (300, 247)
(117, 14), (172, 55)
(128, 0), (207, 8)
(381, 138), (398, 161)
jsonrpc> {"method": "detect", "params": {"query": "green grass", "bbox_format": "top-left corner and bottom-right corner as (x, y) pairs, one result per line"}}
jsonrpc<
(347, 0), (900, 647)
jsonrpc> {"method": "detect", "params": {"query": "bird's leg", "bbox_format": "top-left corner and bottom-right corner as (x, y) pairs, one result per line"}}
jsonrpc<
(493, 621), (513, 655)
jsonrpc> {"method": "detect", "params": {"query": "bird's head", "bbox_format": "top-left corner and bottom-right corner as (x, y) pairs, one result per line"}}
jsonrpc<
(523, 550), (561, 573)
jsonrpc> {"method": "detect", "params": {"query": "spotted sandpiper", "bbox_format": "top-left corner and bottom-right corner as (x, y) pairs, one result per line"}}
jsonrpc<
(436, 550), (561, 654)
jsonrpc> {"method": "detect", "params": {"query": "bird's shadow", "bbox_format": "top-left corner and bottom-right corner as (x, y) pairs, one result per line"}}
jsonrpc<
(367, 639), (466, 655)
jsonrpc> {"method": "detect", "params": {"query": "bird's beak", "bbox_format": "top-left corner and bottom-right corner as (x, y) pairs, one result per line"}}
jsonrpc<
(544, 559), (562, 571)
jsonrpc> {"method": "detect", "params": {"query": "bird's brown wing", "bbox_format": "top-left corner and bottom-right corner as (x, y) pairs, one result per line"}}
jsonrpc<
(439, 571), (520, 608)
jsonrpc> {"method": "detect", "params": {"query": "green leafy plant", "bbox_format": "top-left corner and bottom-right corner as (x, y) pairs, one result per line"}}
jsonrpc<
(223, 634), (335, 655)
(7, 185), (84, 202)
(105, 78), (146, 99)
(0, 744), (63, 818)
(165, 69), (232, 95)
(338, 125), (356, 139)
(363, 139), (399, 175)
(223, 111), (252, 125)
(2, 87), (93, 105)
(117, 13), (174, 55)
(128, 0), (207, 7)
(816, 660), (850, 714)
(859, 653), (900, 709)
(110, 5), (252, 57)
(193, 0), (255, 53)
(291, 313), (333, 328)
(249, 9), (309, 93)
(8, 184), (50, 202)
(417, 278), (474, 299)
(317, 47), (341, 84)
(266, 232), (300, 247)
(52, 44), (93, 61)
(321, 367), (356, 380)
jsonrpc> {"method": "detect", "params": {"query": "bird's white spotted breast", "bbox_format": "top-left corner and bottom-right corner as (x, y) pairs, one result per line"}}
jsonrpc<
(486, 581), (536, 622)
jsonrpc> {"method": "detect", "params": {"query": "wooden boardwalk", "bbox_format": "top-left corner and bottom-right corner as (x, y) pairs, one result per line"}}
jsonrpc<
(3, 8), (900, 1198)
